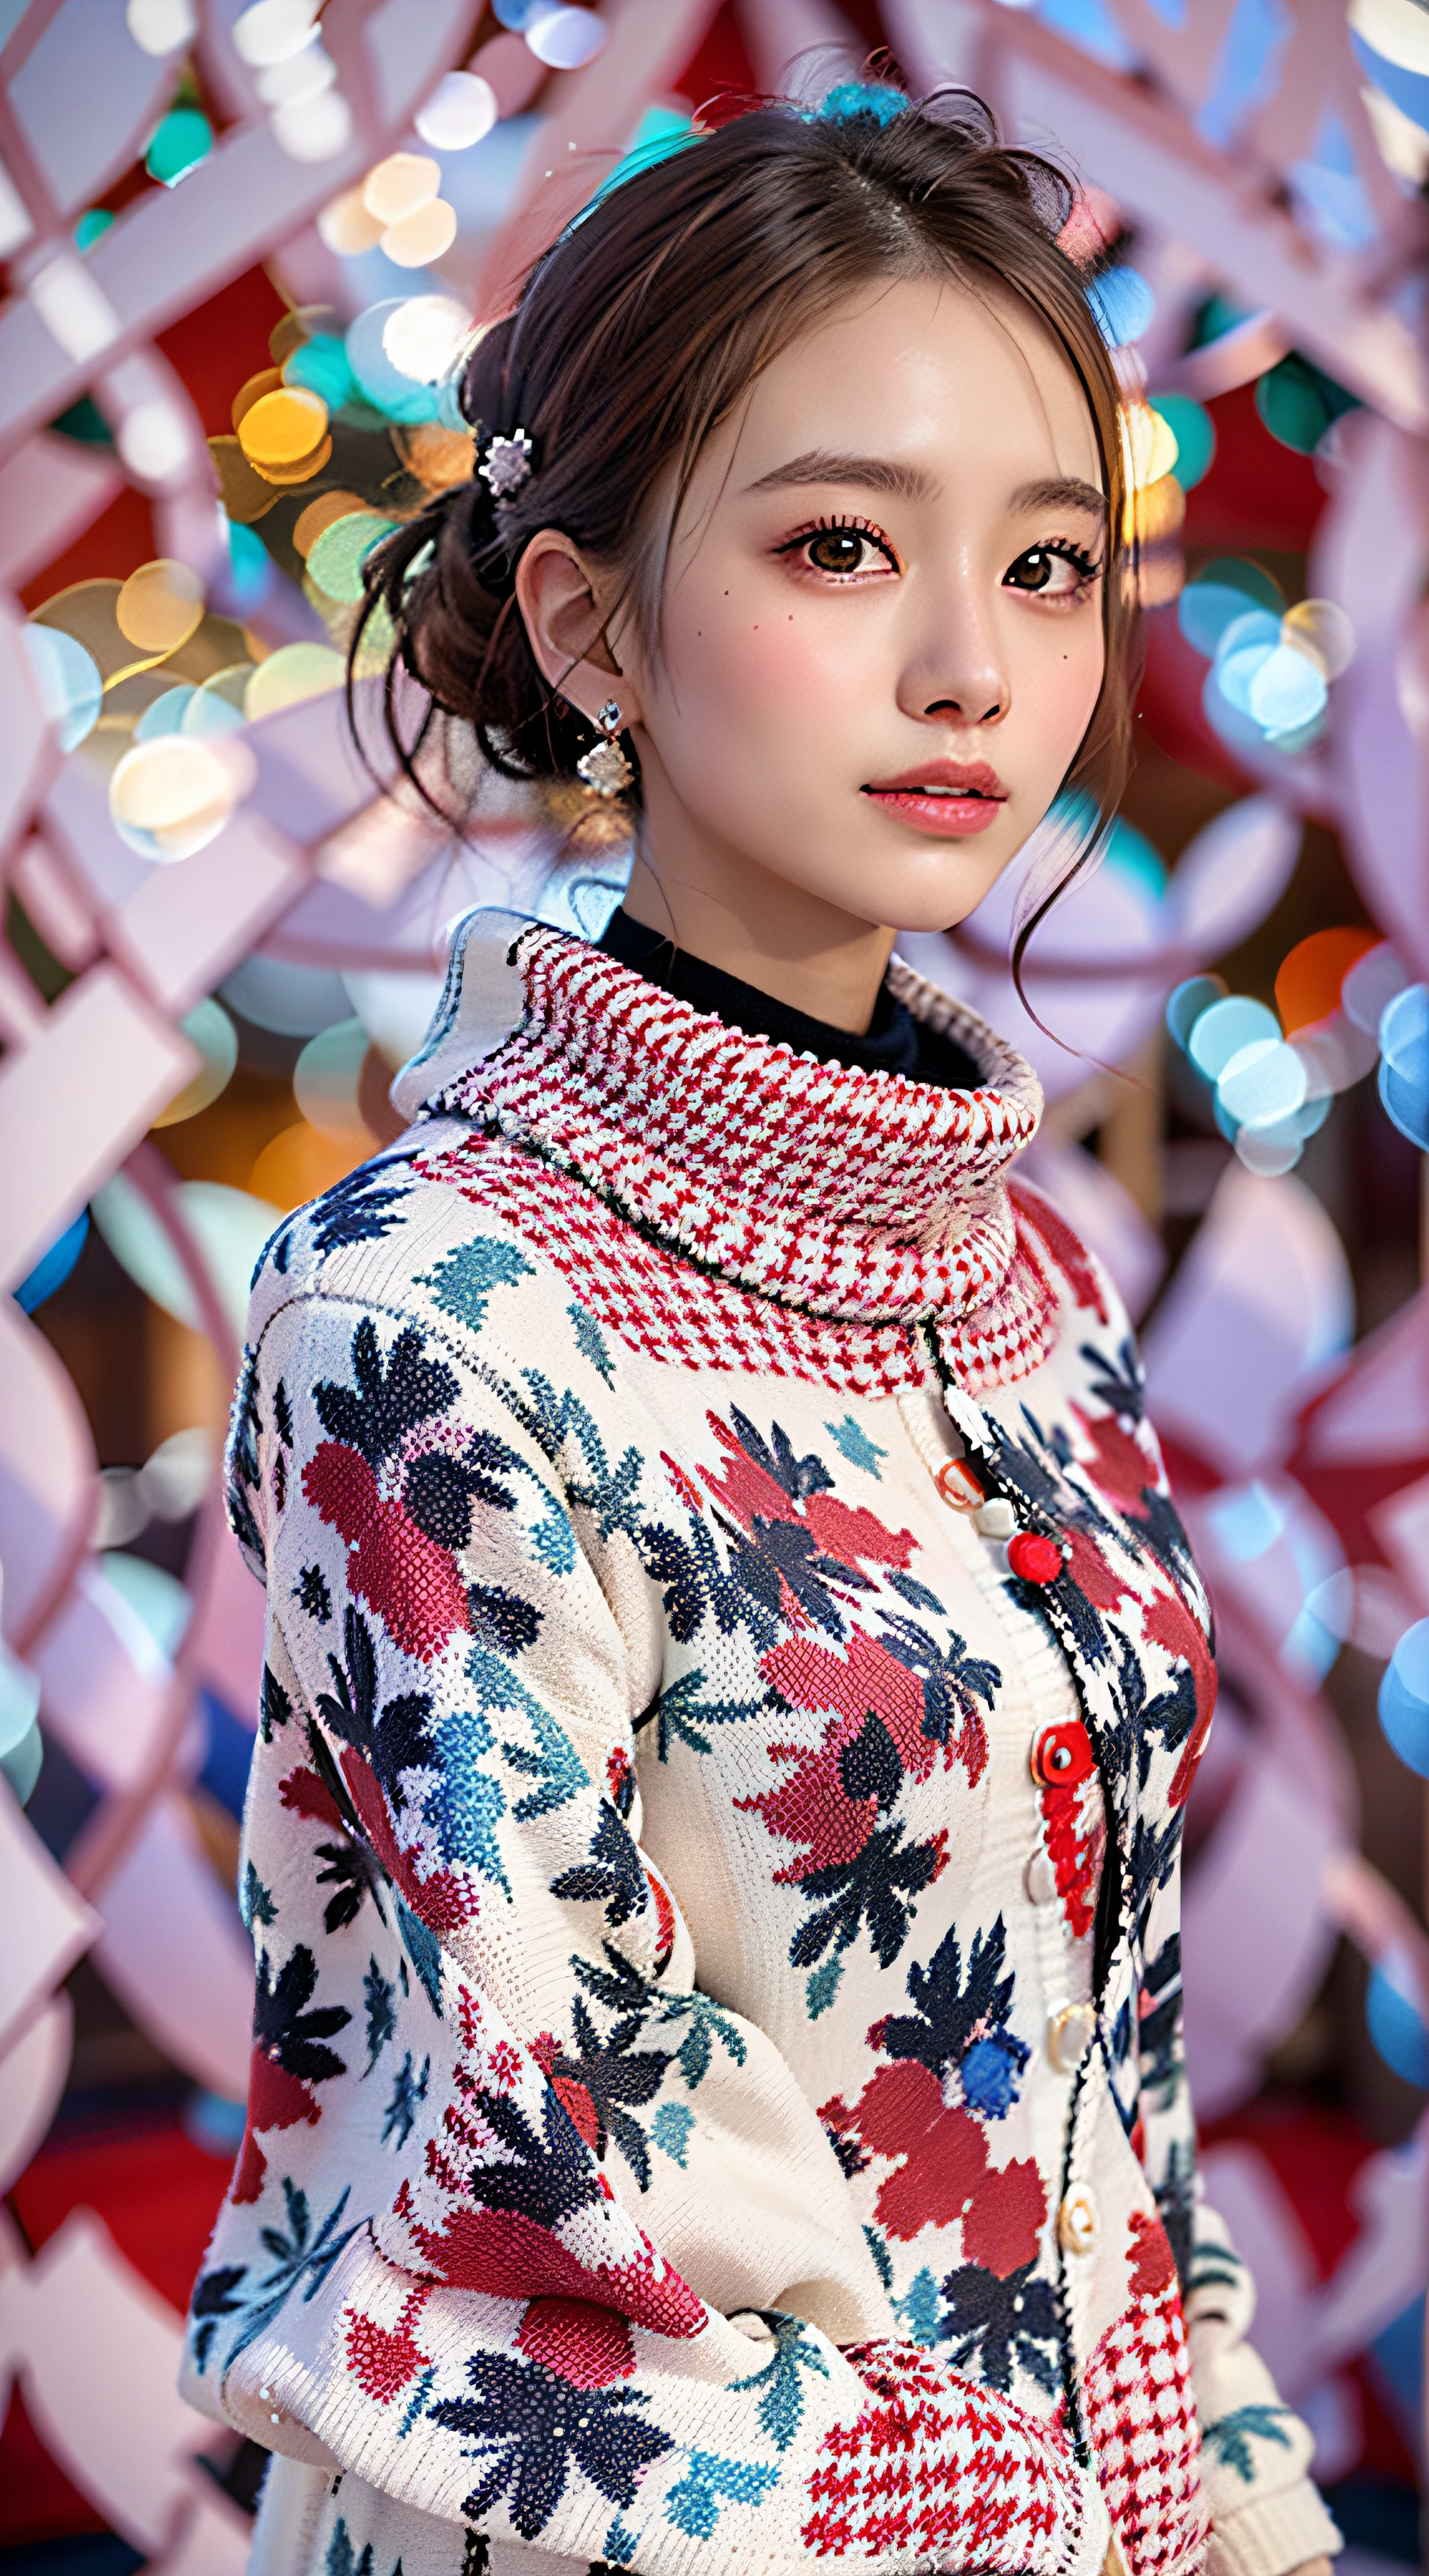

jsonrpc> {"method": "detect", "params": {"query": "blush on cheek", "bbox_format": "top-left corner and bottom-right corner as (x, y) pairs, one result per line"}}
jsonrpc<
(699, 614), (833, 730)
(748, 612), (875, 726)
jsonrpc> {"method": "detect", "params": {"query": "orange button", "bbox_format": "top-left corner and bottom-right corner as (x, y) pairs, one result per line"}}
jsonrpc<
(1030, 1719), (1094, 1789)
(935, 1456), (984, 1512)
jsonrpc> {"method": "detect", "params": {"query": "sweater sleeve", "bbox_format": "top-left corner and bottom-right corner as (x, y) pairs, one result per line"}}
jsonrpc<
(183, 1282), (1111, 2576)
(1187, 2204), (1342, 2576)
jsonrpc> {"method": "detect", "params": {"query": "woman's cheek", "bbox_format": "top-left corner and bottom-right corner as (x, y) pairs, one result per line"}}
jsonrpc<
(1028, 628), (1104, 765)
(674, 591), (865, 733)
(658, 613), (858, 833)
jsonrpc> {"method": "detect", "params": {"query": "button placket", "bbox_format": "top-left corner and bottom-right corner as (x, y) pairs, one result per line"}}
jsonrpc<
(902, 1389), (1064, 1563)
(897, 1383), (1106, 2084)
(931, 1375), (1082, 1585)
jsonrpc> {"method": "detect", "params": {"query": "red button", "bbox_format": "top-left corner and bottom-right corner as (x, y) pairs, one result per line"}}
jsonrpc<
(1030, 1719), (1095, 1789)
(1007, 1531), (1063, 1584)
(935, 1457), (985, 1512)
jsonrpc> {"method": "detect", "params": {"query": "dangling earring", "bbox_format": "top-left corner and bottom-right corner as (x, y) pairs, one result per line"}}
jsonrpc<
(576, 699), (633, 799)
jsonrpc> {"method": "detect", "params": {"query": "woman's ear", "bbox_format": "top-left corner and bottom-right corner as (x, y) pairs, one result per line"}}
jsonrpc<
(514, 531), (645, 731)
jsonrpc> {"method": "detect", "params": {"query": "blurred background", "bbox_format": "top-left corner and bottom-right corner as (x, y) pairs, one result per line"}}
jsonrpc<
(2, 1), (1429, 2572)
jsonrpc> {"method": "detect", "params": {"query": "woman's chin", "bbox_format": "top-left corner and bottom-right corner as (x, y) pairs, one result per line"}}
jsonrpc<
(848, 836), (1018, 938)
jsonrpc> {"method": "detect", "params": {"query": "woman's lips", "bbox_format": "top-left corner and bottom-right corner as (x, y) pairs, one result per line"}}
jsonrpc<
(862, 784), (1007, 838)
(862, 759), (1008, 839)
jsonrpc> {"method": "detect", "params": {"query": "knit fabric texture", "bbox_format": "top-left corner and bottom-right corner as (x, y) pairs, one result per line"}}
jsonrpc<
(182, 916), (1340, 2576)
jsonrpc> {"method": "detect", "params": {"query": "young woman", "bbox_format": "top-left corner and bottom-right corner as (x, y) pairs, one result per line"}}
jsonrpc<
(184, 89), (1341, 2576)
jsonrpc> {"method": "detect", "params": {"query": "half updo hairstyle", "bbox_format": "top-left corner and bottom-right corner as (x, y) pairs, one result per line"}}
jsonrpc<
(352, 84), (1142, 969)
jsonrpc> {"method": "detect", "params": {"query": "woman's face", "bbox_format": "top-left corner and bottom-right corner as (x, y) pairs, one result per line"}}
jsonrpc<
(613, 270), (1108, 942)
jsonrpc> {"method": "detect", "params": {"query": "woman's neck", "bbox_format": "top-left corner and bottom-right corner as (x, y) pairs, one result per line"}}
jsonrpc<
(621, 840), (896, 1036)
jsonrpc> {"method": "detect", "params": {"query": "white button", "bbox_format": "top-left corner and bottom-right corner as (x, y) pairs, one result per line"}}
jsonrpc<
(975, 1497), (1016, 1538)
(1057, 2184), (1098, 2255)
(1047, 2001), (1095, 2071)
(1025, 1848), (1057, 1907)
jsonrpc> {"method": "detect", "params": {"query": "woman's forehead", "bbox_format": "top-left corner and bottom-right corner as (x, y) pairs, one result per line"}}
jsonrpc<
(723, 272), (1104, 498)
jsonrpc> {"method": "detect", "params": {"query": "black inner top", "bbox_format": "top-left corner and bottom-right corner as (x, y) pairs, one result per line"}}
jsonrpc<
(597, 906), (981, 1091)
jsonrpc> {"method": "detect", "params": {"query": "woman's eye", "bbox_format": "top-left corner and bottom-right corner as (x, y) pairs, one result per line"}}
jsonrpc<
(809, 528), (870, 574)
(1004, 546), (1094, 596)
(789, 523), (896, 578)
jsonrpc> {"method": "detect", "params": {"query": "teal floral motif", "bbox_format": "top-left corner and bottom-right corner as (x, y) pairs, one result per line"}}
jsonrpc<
(652, 2101), (694, 2165)
(526, 1487), (576, 1576)
(467, 1641), (589, 1820)
(1202, 2404), (1295, 2484)
(825, 1416), (886, 1477)
(805, 1958), (842, 2018)
(420, 1236), (533, 1335)
(664, 1989), (747, 2087)
(728, 2312), (830, 2450)
(422, 1705), (509, 1889)
(664, 2451), (780, 2538)
(568, 1298), (616, 1384)
(894, 2265), (941, 2346)
(394, 1896), (443, 2014)
(603, 2514), (641, 2567)
(398, 2362), (436, 2437)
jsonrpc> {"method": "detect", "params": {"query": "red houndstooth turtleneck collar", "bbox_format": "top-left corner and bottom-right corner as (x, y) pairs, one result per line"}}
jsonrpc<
(429, 921), (1050, 1348)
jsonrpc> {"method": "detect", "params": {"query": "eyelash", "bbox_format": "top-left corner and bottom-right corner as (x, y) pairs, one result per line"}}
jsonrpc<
(774, 516), (1104, 594)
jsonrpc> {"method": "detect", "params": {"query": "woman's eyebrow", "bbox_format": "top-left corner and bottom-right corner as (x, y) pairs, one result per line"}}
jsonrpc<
(1009, 475), (1106, 521)
(745, 457), (1108, 522)
(745, 450), (935, 501)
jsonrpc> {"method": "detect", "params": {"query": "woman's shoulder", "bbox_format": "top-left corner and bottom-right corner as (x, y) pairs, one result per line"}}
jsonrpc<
(240, 1121), (616, 1389)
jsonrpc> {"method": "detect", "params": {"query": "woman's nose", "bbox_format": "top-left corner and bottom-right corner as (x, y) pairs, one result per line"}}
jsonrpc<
(898, 602), (1009, 729)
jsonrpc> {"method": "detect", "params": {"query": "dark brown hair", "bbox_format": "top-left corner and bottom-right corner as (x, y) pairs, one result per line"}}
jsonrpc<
(353, 85), (1141, 965)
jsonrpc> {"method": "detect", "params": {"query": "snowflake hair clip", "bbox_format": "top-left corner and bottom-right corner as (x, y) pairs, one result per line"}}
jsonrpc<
(478, 425), (535, 502)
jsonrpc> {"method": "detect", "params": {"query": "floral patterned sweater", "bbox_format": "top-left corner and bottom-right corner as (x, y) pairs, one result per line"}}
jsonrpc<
(182, 914), (1340, 2576)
